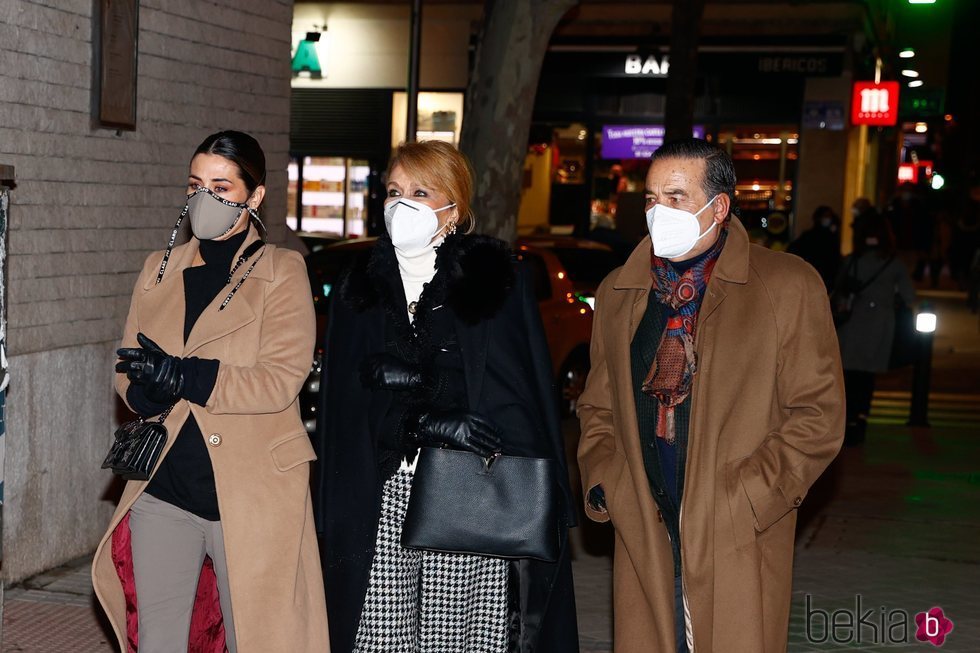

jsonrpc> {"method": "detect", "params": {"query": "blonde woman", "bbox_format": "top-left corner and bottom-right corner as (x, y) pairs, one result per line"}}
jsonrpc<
(315, 141), (579, 653)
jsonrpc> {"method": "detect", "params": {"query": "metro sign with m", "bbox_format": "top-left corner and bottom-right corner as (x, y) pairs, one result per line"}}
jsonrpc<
(851, 81), (900, 126)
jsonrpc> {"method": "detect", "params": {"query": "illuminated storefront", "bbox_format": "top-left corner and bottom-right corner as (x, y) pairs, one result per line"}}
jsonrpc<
(287, 90), (464, 236)
(288, 3), (886, 247)
(286, 3), (477, 237)
(521, 45), (848, 245)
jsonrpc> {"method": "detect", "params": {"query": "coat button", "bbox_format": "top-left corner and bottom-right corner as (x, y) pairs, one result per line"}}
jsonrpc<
(208, 434), (222, 447)
(793, 496), (803, 506)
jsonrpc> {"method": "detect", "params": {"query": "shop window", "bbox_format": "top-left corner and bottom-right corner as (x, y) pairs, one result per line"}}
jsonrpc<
(590, 124), (704, 236)
(516, 122), (594, 236)
(287, 156), (369, 237)
(718, 128), (798, 250)
(391, 92), (464, 147)
(552, 123), (588, 185)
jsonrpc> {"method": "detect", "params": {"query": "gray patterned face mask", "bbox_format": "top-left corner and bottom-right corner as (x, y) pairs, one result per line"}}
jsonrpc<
(186, 187), (257, 240)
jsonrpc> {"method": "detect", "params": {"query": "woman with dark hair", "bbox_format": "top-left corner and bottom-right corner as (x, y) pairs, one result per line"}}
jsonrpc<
(834, 212), (915, 445)
(92, 131), (329, 652)
(315, 140), (578, 653)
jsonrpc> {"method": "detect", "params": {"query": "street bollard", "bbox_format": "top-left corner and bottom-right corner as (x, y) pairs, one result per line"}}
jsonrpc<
(908, 307), (936, 427)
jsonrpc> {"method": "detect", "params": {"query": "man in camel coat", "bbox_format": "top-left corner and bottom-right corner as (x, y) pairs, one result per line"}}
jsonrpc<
(578, 138), (844, 653)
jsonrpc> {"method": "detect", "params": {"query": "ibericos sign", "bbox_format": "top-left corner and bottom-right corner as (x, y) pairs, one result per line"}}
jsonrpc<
(851, 81), (900, 126)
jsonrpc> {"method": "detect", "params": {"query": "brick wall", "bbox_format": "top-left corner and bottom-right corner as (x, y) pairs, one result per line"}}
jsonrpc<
(0, 0), (295, 582)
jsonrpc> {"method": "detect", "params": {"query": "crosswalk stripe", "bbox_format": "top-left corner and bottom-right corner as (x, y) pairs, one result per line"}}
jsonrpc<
(868, 392), (980, 428)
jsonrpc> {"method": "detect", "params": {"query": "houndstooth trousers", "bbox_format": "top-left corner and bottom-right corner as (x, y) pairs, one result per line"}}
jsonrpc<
(353, 469), (509, 653)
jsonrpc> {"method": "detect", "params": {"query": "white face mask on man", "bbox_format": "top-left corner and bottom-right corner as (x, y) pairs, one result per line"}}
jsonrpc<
(384, 198), (455, 254)
(645, 194), (719, 259)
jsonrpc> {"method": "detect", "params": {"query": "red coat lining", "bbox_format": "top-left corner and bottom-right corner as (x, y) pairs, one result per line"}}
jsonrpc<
(110, 513), (228, 652)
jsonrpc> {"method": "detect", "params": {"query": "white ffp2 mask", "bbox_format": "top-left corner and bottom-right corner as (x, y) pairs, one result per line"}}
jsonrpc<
(384, 199), (455, 253)
(645, 195), (719, 259)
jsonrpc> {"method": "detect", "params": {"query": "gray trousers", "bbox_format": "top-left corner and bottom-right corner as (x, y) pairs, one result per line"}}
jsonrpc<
(129, 493), (237, 653)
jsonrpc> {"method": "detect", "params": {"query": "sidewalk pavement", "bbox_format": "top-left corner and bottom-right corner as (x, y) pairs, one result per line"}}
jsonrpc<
(4, 294), (977, 652)
(6, 394), (975, 653)
(2, 564), (113, 652)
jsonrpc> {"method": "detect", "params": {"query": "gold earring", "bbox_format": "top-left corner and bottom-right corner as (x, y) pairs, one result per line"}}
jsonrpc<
(447, 221), (458, 235)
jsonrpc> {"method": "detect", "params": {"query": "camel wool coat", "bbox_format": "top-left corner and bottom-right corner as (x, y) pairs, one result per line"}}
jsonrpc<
(578, 219), (844, 653)
(92, 227), (329, 651)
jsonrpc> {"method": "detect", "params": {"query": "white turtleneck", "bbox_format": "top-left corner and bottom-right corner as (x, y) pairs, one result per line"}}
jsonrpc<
(396, 236), (443, 323)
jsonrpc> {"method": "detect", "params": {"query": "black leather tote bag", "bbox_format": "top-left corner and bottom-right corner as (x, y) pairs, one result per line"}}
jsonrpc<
(401, 447), (560, 562)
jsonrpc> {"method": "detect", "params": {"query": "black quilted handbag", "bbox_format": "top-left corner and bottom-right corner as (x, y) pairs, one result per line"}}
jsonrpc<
(101, 406), (173, 481)
(401, 447), (560, 562)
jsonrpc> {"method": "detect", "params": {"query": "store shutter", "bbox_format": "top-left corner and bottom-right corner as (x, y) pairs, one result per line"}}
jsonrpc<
(290, 89), (393, 159)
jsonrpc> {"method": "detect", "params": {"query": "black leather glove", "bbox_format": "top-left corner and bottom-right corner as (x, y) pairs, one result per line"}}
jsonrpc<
(414, 411), (502, 458)
(359, 353), (425, 391)
(587, 485), (607, 513)
(116, 332), (184, 405)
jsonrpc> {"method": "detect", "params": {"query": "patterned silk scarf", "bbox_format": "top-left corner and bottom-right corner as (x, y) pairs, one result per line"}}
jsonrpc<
(642, 228), (728, 444)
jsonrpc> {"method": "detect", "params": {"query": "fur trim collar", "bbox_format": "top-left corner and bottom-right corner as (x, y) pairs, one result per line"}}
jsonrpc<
(339, 233), (515, 325)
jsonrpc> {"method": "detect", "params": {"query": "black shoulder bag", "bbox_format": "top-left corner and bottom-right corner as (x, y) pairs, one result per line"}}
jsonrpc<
(101, 405), (173, 481)
(400, 447), (561, 562)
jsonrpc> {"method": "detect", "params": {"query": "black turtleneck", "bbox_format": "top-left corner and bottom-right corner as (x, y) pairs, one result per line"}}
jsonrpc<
(184, 230), (248, 340)
(137, 230), (247, 521)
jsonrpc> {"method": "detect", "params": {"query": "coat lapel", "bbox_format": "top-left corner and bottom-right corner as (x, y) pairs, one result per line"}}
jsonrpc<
(139, 240), (193, 355)
(613, 234), (654, 341)
(699, 218), (750, 325)
(608, 238), (655, 476)
(183, 229), (269, 357)
(699, 282), (728, 326)
(606, 239), (676, 601)
(184, 289), (257, 356)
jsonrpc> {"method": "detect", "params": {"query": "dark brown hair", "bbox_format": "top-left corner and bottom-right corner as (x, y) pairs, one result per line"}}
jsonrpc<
(193, 130), (266, 194)
(651, 138), (737, 205)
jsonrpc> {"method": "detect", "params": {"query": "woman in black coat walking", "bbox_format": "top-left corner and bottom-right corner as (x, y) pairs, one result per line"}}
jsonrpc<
(834, 212), (915, 445)
(313, 141), (579, 653)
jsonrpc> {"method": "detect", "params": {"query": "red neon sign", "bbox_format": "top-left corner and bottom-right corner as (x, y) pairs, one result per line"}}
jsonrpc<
(898, 164), (918, 184)
(852, 81), (900, 126)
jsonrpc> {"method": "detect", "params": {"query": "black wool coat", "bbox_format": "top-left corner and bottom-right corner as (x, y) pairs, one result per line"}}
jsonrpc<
(313, 233), (579, 653)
